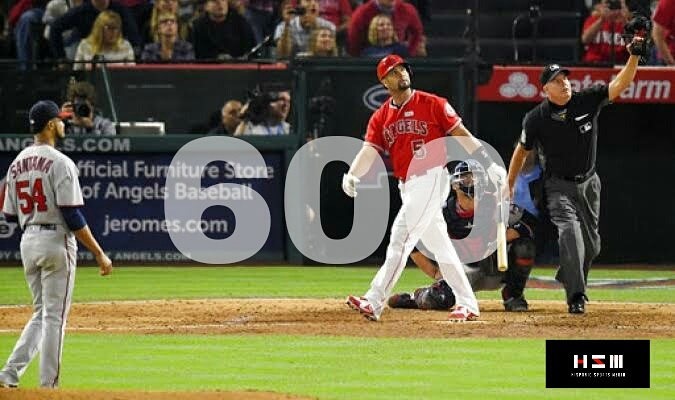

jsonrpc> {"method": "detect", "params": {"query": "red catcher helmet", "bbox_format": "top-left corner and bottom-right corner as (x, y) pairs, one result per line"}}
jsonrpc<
(376, 54), (411, 81)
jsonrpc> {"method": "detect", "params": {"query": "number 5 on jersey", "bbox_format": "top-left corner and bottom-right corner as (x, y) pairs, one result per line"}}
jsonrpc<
(411, 139), (427, 159)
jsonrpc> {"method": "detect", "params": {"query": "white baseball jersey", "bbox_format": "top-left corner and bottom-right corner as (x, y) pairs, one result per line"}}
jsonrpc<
(2, 144), (83, 229)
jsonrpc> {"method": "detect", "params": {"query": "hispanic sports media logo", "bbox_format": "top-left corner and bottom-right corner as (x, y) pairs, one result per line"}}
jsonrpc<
(546, 340), (650, 388)
(574, 354), (624, 369)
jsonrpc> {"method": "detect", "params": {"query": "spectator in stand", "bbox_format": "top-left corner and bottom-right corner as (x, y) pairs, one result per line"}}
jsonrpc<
(49, 0), (140, 60)
(115, 0), (150, 30)
(318, 0), (352, 40)
(190, 0), (256, 59)
(141, 11), (194, 61)
(141, 0), (189, 46)
(297, 26), (337, 56)
(73, 10), (134, 70)
(360, 13), (406, 57)
(43, 0), (84, 60)
(275, 0), (335, 58)
(11, 0), (48, 70)
(209, 99), (243, 135)
(652, 0), (675, 65)
(581, 0), (630, 64)
(347, 0), (422, 57)
(238, 0), (283, 44)
(177, 0), (196, 27)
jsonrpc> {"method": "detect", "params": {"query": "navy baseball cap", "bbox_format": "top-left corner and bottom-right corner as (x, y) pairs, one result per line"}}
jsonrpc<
(28, 100), (71, 133)
(540, 64), (570, 86)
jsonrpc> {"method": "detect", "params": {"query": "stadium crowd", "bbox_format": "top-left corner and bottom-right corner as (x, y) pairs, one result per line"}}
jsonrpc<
(0, 0), (429, 68)
(0, 0), (671, 137)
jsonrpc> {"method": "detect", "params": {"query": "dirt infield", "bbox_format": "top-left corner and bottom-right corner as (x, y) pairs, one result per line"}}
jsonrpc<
(1, 299), (674, 339)
(1, 299), (673, 399)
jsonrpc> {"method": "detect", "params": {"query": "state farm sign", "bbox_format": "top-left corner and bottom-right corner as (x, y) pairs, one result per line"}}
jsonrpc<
(478, 66), (675, 103)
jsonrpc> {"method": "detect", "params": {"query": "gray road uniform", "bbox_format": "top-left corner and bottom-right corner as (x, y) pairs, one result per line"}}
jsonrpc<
(1, 143), (83, 388)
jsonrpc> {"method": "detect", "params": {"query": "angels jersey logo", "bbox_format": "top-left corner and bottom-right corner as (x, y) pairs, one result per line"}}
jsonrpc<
(383, 119), (429, 146)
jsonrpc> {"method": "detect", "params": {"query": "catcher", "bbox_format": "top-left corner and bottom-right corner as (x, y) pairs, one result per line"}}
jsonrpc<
(389, 157), (541, 312)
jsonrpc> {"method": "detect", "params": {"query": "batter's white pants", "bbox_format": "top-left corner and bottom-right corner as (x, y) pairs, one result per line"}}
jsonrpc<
(0, 225), (77, 388)
(365, 167), (479, 318)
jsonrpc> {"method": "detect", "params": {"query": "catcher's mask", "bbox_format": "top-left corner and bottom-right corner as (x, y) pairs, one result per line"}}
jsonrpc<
(451, 159), (488, 200)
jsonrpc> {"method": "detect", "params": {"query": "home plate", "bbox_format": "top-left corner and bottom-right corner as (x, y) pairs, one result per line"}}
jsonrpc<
(434, 320), (488, 325)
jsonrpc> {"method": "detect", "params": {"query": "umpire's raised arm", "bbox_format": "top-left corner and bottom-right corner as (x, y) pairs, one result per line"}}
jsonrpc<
(608, 36), (644, 101)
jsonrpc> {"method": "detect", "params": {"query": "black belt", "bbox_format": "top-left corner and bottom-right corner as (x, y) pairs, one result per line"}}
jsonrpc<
(26, 224), (57, 231)
(547, 167), (596, 183)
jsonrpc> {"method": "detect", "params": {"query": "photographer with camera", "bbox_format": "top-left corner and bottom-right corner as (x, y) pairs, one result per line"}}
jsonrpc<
(581, 0), (631, 64)
(235, 90), (291, 135)
(275, 0), (335, 58)
(61, 79), (116, 135)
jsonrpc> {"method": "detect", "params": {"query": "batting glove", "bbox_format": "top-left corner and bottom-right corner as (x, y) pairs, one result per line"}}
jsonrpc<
(342, 173), (360, 198)
(486, 164), (507, 187)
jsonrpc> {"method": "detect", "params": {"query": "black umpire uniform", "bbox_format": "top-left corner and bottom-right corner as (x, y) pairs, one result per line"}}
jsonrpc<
(519, 64), (608, 313)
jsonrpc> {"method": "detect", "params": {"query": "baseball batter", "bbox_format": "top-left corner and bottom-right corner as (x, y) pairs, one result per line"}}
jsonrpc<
(344, 55), (506, 322)
(388, 160), (540, 312)
(0, 100), (112, 389)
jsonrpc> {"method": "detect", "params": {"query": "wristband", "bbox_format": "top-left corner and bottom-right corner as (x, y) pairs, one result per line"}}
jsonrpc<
(470, 145), (494, 167)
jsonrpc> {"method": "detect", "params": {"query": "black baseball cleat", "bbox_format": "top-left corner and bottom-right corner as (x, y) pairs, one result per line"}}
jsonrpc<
(503, 295), (528, 312)
(568, 293), (589, 314)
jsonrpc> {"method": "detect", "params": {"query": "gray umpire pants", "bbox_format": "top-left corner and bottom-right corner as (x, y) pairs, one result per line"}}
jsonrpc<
(544, 173), (601, 303)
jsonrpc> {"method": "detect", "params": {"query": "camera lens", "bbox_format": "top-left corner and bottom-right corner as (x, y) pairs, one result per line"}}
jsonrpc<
(74, 101), (91, 117)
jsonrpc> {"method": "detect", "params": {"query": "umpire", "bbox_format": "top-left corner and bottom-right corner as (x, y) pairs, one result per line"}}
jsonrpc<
(507, 36), (644, 314)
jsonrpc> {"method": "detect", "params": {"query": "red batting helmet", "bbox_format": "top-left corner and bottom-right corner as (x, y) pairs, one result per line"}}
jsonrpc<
(376, 54), (411, 81)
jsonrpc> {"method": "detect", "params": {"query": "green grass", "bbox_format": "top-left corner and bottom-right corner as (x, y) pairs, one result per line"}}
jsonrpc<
(0, 334), (673, 400)
(0, 266), (674, 399)
(0, 266), (674, 305)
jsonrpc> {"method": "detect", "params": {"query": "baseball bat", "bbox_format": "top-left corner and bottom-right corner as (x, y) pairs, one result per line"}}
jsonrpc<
(497, 220), (508, 272)
(496, 180), (508, 272)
